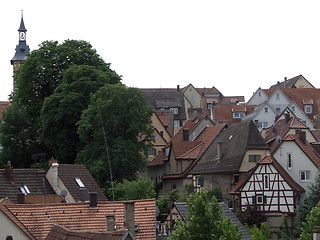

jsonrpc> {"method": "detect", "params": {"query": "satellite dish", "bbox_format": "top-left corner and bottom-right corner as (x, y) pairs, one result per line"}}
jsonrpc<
(60, 190), (67, 198)
(79, 193), (86, 202)
(276, 135), (282, 143)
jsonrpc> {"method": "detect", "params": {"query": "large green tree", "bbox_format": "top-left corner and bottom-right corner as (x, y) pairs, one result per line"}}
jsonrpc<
(1, 40), (120, 167)
(40, 65), (119, 163)
(169, 190), (242, 240)
(77, 83), (154, 187)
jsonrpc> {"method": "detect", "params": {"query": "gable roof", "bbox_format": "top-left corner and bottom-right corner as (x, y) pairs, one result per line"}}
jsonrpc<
(0, 198), (155, 240)
(142, 89), (186, 120)
(0, 167), (55, 203)
(190, 121), (269, 174)
(162, 124), (226, 179)
(264, 116), (309, 153)
(45, 224), (135, 240)
(172, 202), (251, 239)
(230, 154), (304, 194)
(269, 75), (315, 89)
(213, 104), (256, 124)
(54, 164), (107, 202)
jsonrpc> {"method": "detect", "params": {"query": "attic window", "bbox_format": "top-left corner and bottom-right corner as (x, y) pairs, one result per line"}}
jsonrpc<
(229, 135), (233, 140)
(19, 185), (30, 195)
(75, 178), (85, 188)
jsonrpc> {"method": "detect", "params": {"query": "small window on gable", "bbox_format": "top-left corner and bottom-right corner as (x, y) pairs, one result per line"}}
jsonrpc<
(276, 108), (281, 113)
(264, 175), (269, 189)
(75, 178), (85, 188)
(276, 93), (280, 99)
(249, 155), (261, 162)
(174, 120), (180, 127)
(258, 92), (261, 97)
(207, 103), (212, 110)
(291, 106), (295, 112)
(288, 153), (292, 170)
(264, 107), (268, 113)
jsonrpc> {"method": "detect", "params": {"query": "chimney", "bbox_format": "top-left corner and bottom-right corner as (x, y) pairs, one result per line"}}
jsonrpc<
(17, 193), (25, 204)
(48, 158), (58, 166)
(5, 161), (14, 184)
(89, 192), (98, 209)
(124, 202), (136, 234)
(216, 141), (222, 160)
(183, 129), (189, 141)
(177, 85), (180, 92)
(106, 215), (116, 231)
(299, 131), (306, 144)
(52, 163), (59, 192)
(193, 109), (198, 120)
(285, 112), (290, 123)
(284, 77), (287, 88)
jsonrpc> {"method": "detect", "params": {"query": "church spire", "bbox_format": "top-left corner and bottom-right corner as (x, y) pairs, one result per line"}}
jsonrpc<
(11, 10), (30, 90)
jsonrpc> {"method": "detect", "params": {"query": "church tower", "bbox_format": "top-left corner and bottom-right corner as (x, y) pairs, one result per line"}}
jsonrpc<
(11, 11), (30, 90)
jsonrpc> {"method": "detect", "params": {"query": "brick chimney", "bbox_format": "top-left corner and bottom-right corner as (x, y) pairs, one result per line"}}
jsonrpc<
(177, 85), (180, 92)
(124, 201), (136, 234)
(5, 161), (14, 184)
(183, 129), (189, 141)
(299, 131), (306, 144)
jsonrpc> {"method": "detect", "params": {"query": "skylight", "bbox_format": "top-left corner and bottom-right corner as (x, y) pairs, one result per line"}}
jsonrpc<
(19, 185), (30, 195)
(75, 178), (85, 188)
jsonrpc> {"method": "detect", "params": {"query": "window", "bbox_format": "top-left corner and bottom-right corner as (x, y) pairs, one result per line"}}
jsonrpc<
(197, 177), (204, 187)
(233, 174), (239, 183)
(264, 107), (268, 113)
(207, 103), (212, 110)
(191, 96), (195, 103)
(258, 92), (261, 97)
(233, 113), (244, 119)
(305, 105), (312, 114)
(148, 148), (156, 156)
(264, 175), (269, 189)
(287, 153), (292, 170)
(174, 120), (180, 127)
(252, 195), (267, 205)
(170, 108), (179, 114)
(291, 106), (295, 112)
(75, 178), (85, 188)
(19, 185), (30, 195)
(262, 122), (268, 128)
(154, 134), (158, 140)
(249, 155), (261, 162)
(276, 93), (280, 99)
(276, 108), (281, 113)
(300, 171), (310, 181)
(176, 162), (179, 172)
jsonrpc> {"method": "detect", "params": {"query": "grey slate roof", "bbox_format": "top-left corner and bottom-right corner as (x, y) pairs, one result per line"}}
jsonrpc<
(57, 164), (107, 202)
(11, 15), (30, 63)
(190, 120), (269, 174)
(142, 89), (186, 120)
(0, 168), (55, 203)
(174, 202), (251, 239)
(269, 74), (315, 89)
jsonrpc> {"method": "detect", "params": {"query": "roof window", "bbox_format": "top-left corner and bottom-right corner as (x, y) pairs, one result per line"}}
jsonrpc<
(75, 178), (85, 188)
(19, 185), (30, 195)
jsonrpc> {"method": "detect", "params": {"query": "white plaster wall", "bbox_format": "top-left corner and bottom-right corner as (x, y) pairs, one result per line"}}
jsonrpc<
(252, 107), (276, 131)
(267, 90), (291, 115)
(0, 211), (31, 240)
(273, 141), (317, 194)
(247, 89), (268, 105)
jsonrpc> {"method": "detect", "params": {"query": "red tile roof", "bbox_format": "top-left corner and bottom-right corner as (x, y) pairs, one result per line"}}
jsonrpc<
(0, 199), (156, 240)
(213, 105), (255, 124)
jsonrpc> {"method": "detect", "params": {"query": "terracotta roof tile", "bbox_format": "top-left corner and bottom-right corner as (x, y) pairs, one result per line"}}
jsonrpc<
(1, 198), (156, 240)
(213, 105), (255, 124)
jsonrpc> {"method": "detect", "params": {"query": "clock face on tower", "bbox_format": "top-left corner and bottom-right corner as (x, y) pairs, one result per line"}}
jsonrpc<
(20, 32), (25, 41)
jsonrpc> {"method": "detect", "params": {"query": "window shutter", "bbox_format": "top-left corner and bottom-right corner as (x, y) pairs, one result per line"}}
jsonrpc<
(153, 149), (156, 156)
(263, 196), (267, 204)
(252, 196), (256, 204)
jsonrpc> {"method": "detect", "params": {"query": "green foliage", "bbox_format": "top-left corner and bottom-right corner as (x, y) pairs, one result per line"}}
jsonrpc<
(169, 189), (242, 240)
(156, 190), (183, 221)
(40, 65), (120, 163)
(109, 178), (156, 201)
(277, 217), (292, 240)
(247, 222), (270, 240)
(1, 39), (119, 168)
(298, 201), (320, 240)
(207, 187), (223, 202)
(295, 171), (320, 237)
(77, 83), (154, 186)
(184, 184), (195, 196)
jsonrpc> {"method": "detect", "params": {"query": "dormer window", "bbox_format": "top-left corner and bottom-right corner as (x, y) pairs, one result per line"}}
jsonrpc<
(170, 108), (179, 114)
(233, 112), (245, 119)
(305, 105), (312, 114)
(75, 178), (85, 188)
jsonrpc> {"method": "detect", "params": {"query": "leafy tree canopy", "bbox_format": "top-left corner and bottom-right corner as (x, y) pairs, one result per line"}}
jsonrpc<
(40, 65), (120, 163)
(168, 189), (242, 240)
(298, 201), (320, 240)
(1, 39), (120, 167)
(77, 83), (154, 187)
(108, 178), (156, 201)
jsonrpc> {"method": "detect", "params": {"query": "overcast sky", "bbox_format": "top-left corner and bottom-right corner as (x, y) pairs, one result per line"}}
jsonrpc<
(1, 0), (320, 101)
